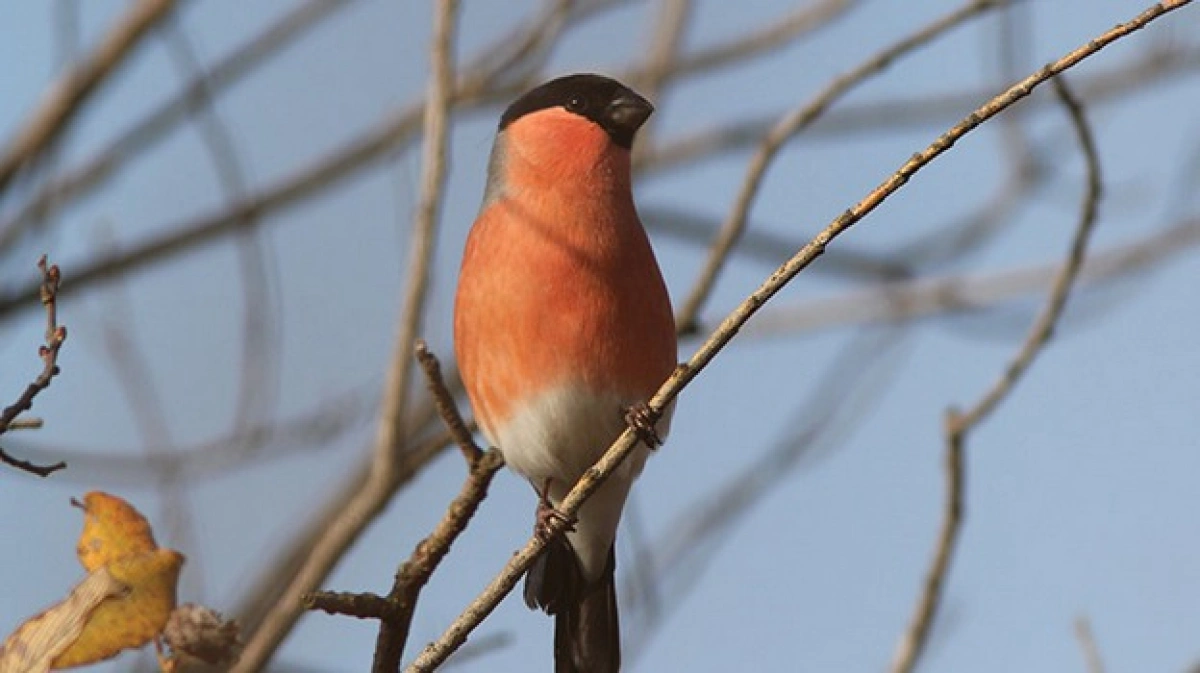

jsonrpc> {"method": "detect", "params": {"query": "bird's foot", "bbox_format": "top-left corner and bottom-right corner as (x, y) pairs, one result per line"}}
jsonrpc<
(623, 402), (662, 449)
(534, 479), (576, 540)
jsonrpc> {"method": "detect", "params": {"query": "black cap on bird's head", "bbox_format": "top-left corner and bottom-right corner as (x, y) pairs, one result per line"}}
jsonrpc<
(500, 74), (654, 150)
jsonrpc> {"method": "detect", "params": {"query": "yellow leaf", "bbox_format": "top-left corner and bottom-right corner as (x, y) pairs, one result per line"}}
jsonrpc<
(50, 549), (184, 669)
(1, 493), (186, 670)
(0, 568), (126, 673)
(73, 492), (158, 572)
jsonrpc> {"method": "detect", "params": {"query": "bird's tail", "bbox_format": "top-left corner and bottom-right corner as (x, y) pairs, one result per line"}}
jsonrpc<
(526, 538), (620, 673)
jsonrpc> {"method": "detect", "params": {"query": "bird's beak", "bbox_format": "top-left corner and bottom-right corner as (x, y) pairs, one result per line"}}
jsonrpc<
(606, 92), (654, 133)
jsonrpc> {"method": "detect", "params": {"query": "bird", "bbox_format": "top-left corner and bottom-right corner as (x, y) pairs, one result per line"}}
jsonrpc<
(453, 73), (677, 672)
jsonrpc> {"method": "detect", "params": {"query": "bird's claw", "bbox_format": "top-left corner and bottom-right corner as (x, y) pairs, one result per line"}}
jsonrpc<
(534, 479), (576, 540)
(623, 402), (662, 449)
(535, 499), (576, 540)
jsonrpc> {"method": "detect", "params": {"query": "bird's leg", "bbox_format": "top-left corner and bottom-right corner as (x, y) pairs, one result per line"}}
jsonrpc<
(623, 402), (662, 449)
(534, 478), (576, 540)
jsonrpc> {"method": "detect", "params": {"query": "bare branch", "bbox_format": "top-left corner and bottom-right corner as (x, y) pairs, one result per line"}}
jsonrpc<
(889, 411), (967, 673)
(415, 341), (483, 465)
(963, 78), (1100, 429)
(674, 0), (1009, 333)
(300, 348), (498, 671)
(889, 74), (1104, 673)
(636, 43), (1200, 177)
(369, 451), (502, 671)
(1074, 616), (1107, 673)
(0, 256), (68, 476)
(0, 0), (177, 195)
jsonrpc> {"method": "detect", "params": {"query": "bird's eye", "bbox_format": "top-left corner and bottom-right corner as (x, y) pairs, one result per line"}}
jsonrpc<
(565, 95), (587, 113)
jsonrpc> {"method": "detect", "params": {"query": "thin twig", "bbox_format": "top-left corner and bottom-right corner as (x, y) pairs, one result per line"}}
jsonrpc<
(368, 449), (503, 671)
(415, 340), (482, 464)
(302, 344), (499, 671)
(408, 3), (1184, 669)
(0, 0), (177, 195)
(0, 256), (68, 477)
(674, 0), (1009, 333)
(959, 77), (1102, 430)
(889, 74), (1104, 673)
(303, 449), (504, 666)
(306, 591), (398, 620)
(6, 418), (45, 431)
(379, 0), (461, 545)
(1074, 616), (1107, 673)
(366, 342), (494, 671)
(889, 411), (967, 673)
(371, 0), (458, 504)
(636, 44), (1200, 177)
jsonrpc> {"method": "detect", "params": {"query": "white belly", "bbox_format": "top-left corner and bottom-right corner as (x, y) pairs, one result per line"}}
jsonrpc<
(489, 382), (672, 580)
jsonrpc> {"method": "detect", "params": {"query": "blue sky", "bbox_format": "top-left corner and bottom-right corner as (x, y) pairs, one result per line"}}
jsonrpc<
(1, 1), (1198, 671)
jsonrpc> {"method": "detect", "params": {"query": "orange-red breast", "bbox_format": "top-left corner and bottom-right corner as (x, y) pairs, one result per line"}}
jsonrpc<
(454, 74), (676, 672)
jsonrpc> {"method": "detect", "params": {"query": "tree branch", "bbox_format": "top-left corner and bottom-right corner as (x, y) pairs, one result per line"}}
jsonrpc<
(674, 0), (1010, 333)
(889, 74), (1104, 673)
(0, 256), (68, 477)
(303, 345), (498, 671)
(0, 0), (177, 195)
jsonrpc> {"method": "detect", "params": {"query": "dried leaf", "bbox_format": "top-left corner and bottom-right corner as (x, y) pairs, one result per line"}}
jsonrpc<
(2, 493), (187, 670)
(0, 568), (126, 673)
(50, 549), (184, 668)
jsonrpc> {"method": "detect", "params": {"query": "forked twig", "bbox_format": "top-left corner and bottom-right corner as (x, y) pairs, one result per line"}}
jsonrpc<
(0, 256), (68, 477)
(889, 75), (1104, 673)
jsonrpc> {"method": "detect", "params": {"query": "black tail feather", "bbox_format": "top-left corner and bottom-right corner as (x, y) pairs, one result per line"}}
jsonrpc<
(525, 538), (620, 673)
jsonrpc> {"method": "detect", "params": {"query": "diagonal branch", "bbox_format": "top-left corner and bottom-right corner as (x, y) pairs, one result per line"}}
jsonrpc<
(674, 0), (1009, 333)
(1074, 616), (1108, 673)
(0, 0), (351, 248)
(889, 74), (1104, 673)
(304, 348), (498, 673)
(0, 0), (177, 195)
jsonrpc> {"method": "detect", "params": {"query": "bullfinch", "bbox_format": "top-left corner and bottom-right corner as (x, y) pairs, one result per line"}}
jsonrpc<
(453, 73), (676, 672)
